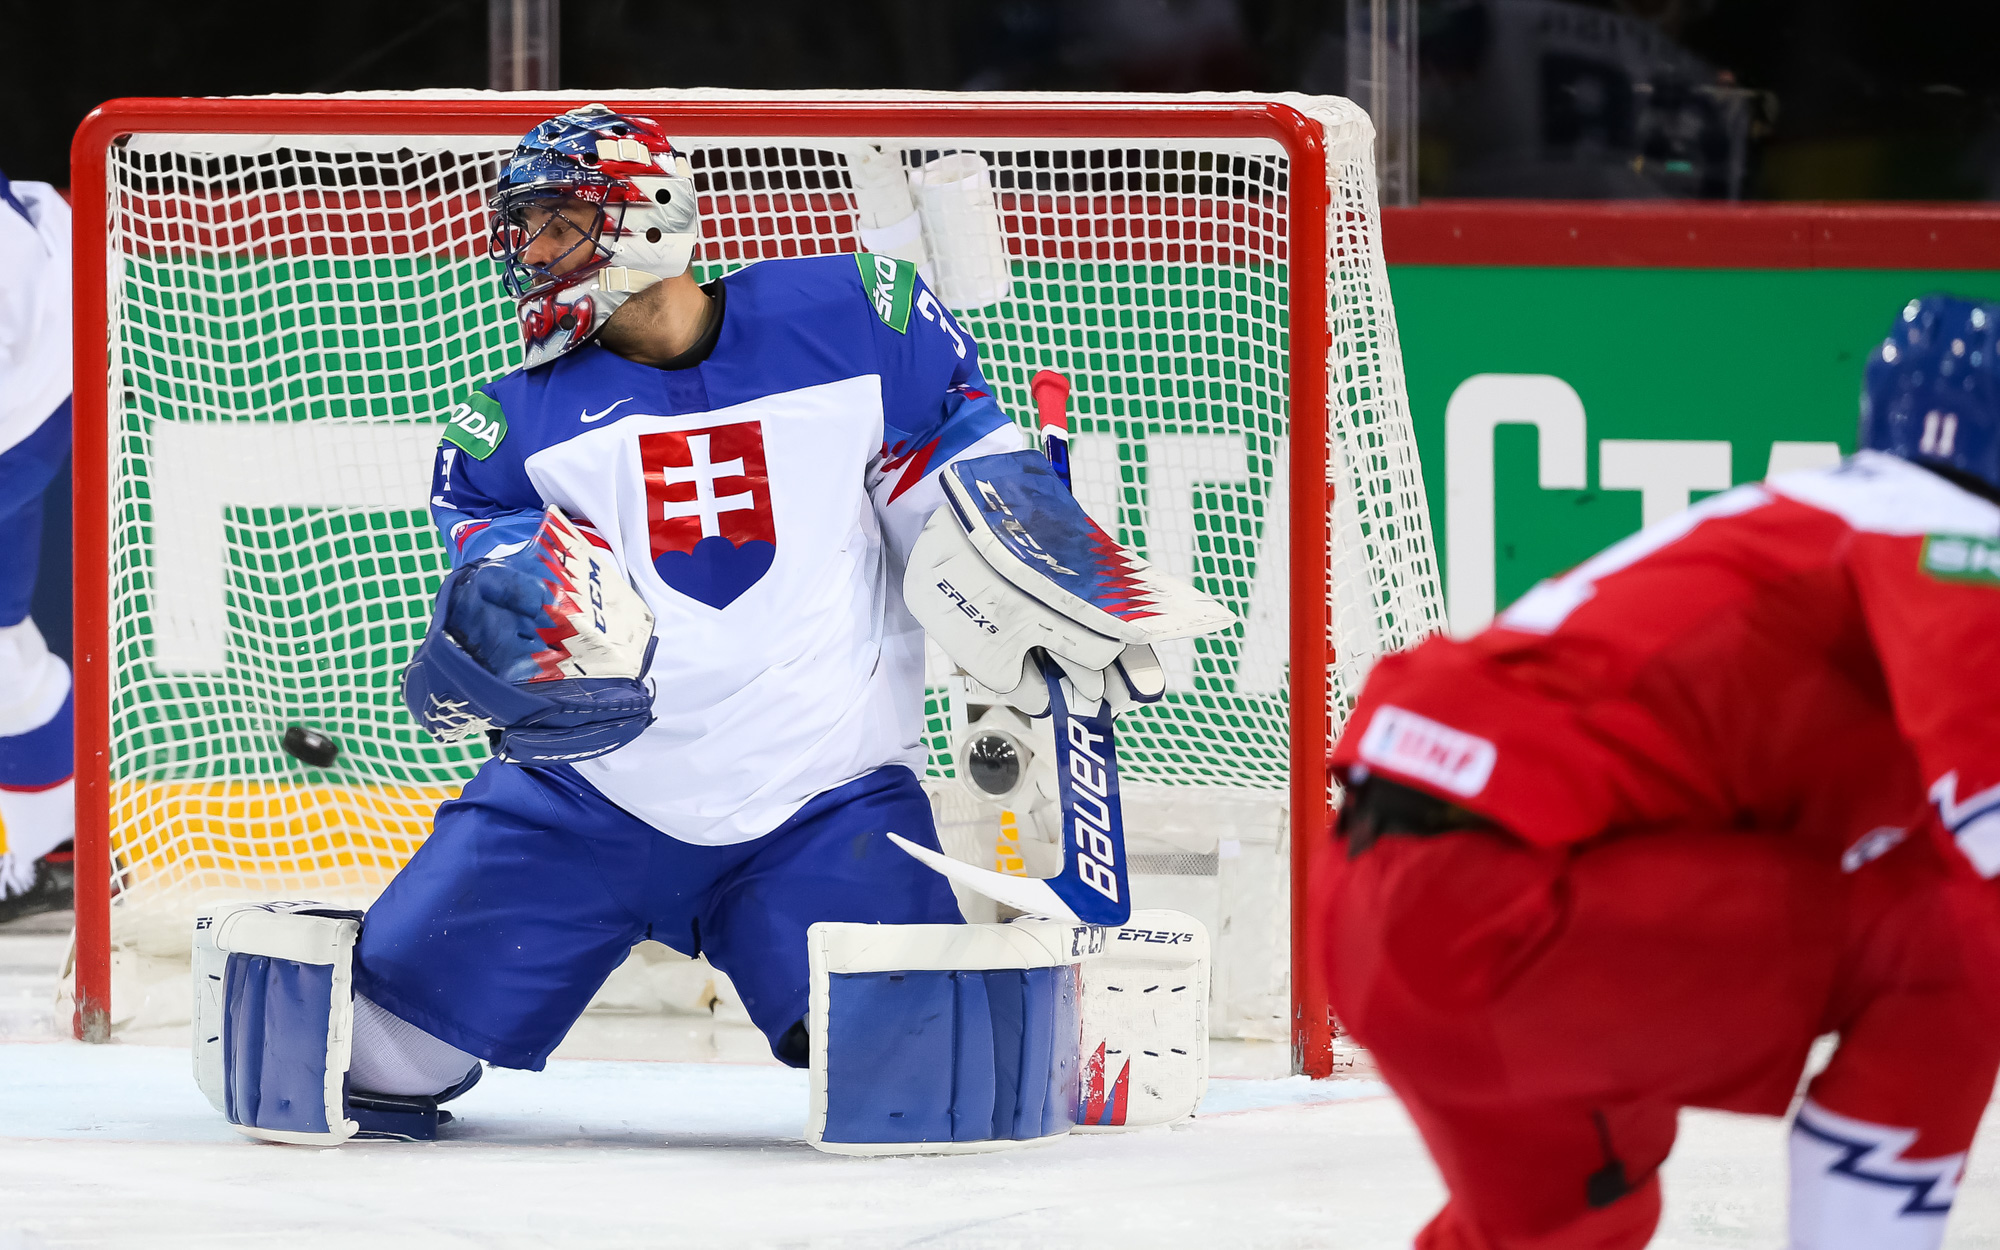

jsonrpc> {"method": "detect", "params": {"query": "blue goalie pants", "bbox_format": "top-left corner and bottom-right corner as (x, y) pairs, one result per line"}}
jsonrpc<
(353, 762), (962, 1069)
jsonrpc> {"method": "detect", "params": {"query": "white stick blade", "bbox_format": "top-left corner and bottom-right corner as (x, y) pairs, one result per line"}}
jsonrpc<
(887, 833), (1079, 920)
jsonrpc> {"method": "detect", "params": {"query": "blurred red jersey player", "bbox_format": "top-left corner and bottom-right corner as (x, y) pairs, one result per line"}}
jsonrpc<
(1327, 293), (2000, 1250)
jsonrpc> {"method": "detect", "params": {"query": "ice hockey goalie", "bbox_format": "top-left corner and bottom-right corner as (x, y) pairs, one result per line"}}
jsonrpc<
(189, 104), (1228, 1155)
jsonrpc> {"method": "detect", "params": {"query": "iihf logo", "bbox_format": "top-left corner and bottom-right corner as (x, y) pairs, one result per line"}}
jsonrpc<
(638, 420), (776, 609)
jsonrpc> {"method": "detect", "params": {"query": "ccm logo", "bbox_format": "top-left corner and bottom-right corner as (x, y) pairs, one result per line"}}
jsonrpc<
(585, 560), (609, 635)
(975, 477), (1078, 576)
(1066, 719), (1120, 902)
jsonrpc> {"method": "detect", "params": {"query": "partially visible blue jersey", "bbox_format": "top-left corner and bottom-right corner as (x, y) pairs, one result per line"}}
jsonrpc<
(429, 253), (1023, 845)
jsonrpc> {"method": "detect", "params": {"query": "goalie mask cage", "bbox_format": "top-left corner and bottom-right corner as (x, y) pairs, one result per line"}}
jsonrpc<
(68, 91), (1442, 1076)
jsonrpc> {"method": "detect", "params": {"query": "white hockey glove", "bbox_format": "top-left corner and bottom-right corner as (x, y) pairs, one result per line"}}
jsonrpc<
(905, 451), (1235, 717)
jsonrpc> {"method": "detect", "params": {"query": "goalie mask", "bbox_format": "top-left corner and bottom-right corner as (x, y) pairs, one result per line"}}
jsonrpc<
(492, 103), (699, 368)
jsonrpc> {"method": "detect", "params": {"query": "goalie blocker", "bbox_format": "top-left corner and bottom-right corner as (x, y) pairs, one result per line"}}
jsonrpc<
(806, 909), (1210, 1155)
(901, 448), (1236, 927)
(904, 450), (1234, 720)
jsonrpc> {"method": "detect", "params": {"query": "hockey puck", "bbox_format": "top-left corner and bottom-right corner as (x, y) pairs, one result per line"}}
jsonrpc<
(282, 726), (340, 768)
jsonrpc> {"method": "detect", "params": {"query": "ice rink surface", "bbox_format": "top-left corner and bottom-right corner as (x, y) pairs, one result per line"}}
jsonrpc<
(9, 925), (2000, 1249)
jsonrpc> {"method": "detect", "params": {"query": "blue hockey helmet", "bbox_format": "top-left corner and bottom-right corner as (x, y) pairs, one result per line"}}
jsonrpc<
(1859, 294), (2000, 498)
(491, 104), (699, 368)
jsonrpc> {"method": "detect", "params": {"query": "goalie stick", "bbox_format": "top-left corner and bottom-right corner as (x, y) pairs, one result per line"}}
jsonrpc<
(1032, 368), (1073, 491)
(892, 661), (1132, 925)
(891, 371), (1135, 927)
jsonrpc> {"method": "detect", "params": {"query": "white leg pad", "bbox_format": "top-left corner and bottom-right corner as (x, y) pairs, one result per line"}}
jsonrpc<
(192, 901), (361, 1146)
(806, 916), (1104, 1156)
(1076, 909), (1210, 1131)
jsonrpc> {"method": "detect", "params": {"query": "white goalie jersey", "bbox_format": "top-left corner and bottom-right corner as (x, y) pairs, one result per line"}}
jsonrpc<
(427, 254), (1023, 845)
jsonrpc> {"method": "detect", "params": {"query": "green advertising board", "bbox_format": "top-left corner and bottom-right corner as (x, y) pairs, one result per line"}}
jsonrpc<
(1385, 207), (2000, 634)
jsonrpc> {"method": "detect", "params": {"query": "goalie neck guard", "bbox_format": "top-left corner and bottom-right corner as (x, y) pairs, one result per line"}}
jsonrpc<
(492, 104), (700, 368)
(1861, 293), (2000, 502)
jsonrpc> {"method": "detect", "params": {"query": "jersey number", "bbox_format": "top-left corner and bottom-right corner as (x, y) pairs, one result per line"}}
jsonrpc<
(917, 290), (967, 359)
(1920, 412), (1960, 458)
(432, 446), (459, 509)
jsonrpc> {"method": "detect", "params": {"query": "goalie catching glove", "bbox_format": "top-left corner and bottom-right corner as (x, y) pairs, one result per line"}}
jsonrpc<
(401, 507), (658, 765)
(905, 450), (1236, 717)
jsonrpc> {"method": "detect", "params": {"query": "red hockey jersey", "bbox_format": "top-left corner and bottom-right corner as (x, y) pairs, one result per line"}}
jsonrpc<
(1330, 452), (2000, 871)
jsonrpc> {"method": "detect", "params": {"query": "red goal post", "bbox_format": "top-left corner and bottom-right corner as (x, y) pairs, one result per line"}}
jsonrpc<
(68, 91), (1442, 1075)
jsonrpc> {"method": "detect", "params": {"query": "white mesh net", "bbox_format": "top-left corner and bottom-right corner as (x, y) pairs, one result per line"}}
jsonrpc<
(81, 92), (1442, 1039)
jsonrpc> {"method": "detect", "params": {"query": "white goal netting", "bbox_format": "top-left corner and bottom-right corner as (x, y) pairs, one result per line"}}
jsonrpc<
(74, 91), (1442, 1042)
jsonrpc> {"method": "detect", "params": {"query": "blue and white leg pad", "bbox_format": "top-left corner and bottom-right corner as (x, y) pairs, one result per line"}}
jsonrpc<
(806, 916), (1099, 1155)
(193, 901), (364, 1145)
(194, 901), (481, 1145)
(805, 911), (1211, 1154)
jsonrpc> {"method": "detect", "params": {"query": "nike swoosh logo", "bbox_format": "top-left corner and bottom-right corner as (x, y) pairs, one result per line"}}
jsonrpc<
(580, 397), (634, 424)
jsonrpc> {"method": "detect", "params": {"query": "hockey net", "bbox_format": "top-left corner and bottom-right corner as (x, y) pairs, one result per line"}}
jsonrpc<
(68, 91), (1442, 1068)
